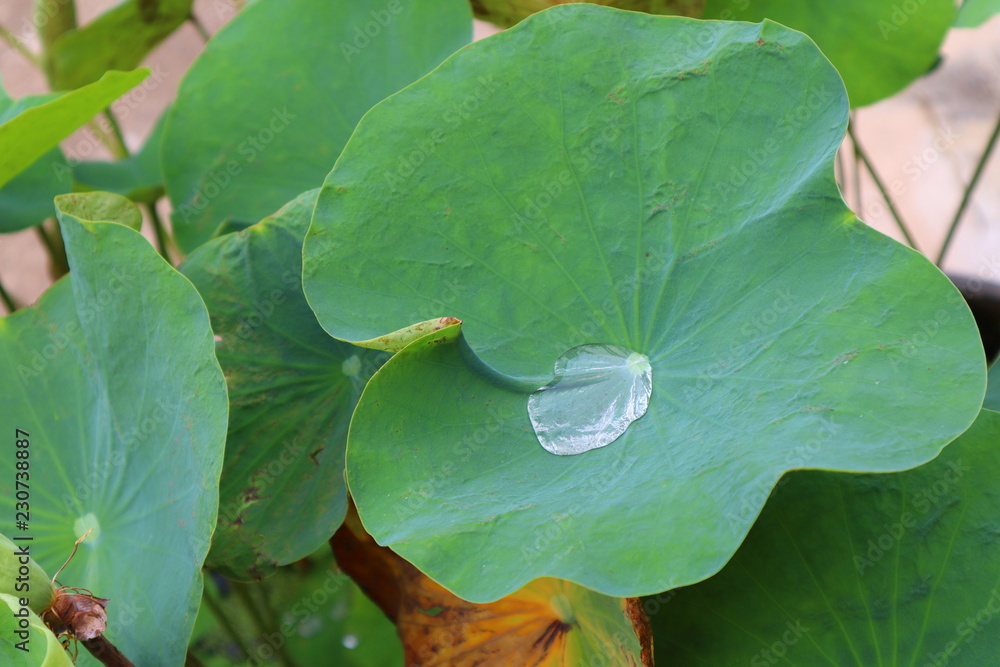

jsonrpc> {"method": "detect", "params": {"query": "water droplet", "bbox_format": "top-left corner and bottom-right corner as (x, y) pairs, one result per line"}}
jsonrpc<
(528, 344), (652, 455)
(342, 634), (359, 649)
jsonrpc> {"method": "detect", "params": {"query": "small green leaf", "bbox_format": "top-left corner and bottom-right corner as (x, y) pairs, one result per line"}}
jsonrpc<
(0, 69), (149, 190)
(650, 409), (1000, 665)
(162, 0), (472, 252)
(46, 1), (192, 90)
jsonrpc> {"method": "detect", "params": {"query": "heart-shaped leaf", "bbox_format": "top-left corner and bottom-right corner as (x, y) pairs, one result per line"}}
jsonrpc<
(162, 0), (471, 252)
(303, 6), (985, 602)
(649, 408), (1000, 665)
(180, 189), (386, 579)
(0, 192), (228, 666)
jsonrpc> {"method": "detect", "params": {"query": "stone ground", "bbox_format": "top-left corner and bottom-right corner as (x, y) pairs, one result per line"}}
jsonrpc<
(1, 2), (998, 313)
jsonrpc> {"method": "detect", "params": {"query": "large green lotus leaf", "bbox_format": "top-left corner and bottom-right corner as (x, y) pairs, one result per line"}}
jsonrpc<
(73, 112), (166, 205)
(303, 6), (985, 602)
(0, 192), (228, 666)
(702, 0), (956, 107)
(162, 0), (471, 253)
(955, 0), (1000, 27)
(0, 69), (148, 191)
(0, 594), (73, 666)
(46, 0), (193, 90)
(649, 408), (1000, 665)
(180, 189), (386, 579)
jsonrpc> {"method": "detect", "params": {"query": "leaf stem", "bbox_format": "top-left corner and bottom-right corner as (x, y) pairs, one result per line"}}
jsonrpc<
(189, 12), (211, 42)
(201, 579), (252, 660)
(0, 276), (18, 313)
(231, 581), (298, 667)
(0, 24), (40, 67)
(936, 104), (1000, 266)
(33, 0), (76, 83)
(35, 220), (69, 277)
(850, 113), (862, 213)
(102, 109), (130, 158)
(144, 201), (171, 262)
(848, 122), (919, 252)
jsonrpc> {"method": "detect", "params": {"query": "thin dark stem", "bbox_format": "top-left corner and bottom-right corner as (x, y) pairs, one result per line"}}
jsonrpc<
(202, 581), (252, 660)
(851, 114), (862, 213)
(189, 12), (211, 42)
(35, 221), (70, 277)
(231, 582), (297, 667)
(0, 24), (40, 66)
(0, 277), (18, 312)
(102, 109), (130, 159)
(848, 122), (920, 252)
(80, 636), (135, 667)
(936, 104), (1000, 266)
(144, 202), (171, 261)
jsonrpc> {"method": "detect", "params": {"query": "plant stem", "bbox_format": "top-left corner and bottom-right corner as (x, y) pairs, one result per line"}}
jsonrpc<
(80, 636), (136, 667)
(202, 580), (252, 660)
(848, 122), (920, 252)
(231, 582), (297, 667)
(850, 113), (862, 213)
(144, 201), (172, 262)
(189, 12), (211, 42)
(936, 104), (1000, 266)
(0, 24), (40, 67)
(0, 277), (18, 313)
(34, 0), (76, 83)
(35, 220), (70, 277)
(102, 109), (130, 158)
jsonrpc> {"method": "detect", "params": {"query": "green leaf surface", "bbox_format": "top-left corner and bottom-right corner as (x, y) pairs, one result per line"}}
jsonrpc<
(0, 533), (57, 614)
(46, 0), (192, 90)
(0, 69), (148, 191)
(955, 0), (1000, 27)
(0, 85), (71, 232)
(0, 594), (73, 667)
(180, 189), (386, 580)
(0, 192), (228, 666)
(650, 408), (1000, 665)
(304, 6), (985, 602)
(702, 0), (957, 107)
(73, 112), (166, 205)
(162, 0), (472, 253)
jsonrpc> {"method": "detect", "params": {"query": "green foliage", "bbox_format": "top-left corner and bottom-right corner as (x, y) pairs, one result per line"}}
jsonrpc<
(651, 409), (1000, 665)
(162, 0), (472, 252)
(0, 193), (228, 666)
(305, 5), (984, 602)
